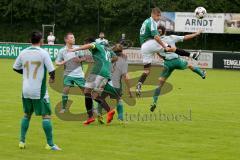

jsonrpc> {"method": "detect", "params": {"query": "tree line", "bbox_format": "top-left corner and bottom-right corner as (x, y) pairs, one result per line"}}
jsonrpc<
(0, 0), (239, 50)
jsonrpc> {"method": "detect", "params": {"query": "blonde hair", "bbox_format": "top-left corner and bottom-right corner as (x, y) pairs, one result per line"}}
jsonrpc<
(151, 7), (161, 14)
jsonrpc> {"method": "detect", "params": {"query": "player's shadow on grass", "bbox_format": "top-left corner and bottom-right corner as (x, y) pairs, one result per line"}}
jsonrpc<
(51, 63), (173, 121)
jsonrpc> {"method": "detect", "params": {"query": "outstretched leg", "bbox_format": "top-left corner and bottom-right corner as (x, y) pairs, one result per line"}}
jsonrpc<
(175, 48), (201, 61)
(188, 65), (206, 79)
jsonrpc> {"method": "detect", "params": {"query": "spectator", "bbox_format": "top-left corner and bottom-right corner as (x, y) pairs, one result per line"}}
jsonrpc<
(95, 32), (109, 46)
(47, 32), (56, 45)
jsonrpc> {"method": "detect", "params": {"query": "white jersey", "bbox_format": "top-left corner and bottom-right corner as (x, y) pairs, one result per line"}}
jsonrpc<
(95, 38), (109, 46)
(47, 35), (55, 45)
(55, 46), (85, 78)
(13, 46), (55, 99)
(160, 35), (185, 60)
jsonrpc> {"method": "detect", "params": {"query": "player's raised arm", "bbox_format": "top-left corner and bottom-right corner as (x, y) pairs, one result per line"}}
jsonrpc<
(184, 29), (202, 41)
(68, 43), (95, 52)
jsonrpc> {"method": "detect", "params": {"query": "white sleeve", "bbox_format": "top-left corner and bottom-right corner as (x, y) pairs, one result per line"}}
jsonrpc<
(43, 52), (55, 72)
(13, 54), (23, 70)
(171, 35), (184, 43)
(55, 49), (64, 62)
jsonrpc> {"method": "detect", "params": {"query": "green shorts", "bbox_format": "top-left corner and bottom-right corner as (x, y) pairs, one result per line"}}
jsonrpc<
(64, 76), (85, 88)
(103, 83), (122, 99)
(161, 58), (188, 78)
(22, 98), (51, 116)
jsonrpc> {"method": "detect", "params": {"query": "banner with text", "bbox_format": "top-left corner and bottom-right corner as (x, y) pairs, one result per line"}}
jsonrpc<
(213, 52), (240, 70)
(123, 48), (213, 69)
(0, 43), (63, 60)
(174, 12), (224, 33)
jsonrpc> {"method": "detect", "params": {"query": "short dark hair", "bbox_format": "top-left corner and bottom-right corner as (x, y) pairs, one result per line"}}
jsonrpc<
(157, 25), (166, 35)
(152, 7), (161, 14)
(84, 37), (96, 44)
(64, 32), (74, 40)
(30, 31), (42, 44)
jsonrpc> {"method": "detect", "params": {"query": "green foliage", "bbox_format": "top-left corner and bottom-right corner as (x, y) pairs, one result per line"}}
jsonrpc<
(0, 0), (239, 50)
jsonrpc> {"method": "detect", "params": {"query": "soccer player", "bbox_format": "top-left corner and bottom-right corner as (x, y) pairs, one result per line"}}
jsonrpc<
(13, 31), (61, 150)
(136, 7), (200, 96)
(97, 44), (132, 124)
(55, 32), (88, 114)
(157, 25), (203, 49)
(95, 32), (109, 46)
(150, 26), (206, 112)
(69, 38), (118, 125)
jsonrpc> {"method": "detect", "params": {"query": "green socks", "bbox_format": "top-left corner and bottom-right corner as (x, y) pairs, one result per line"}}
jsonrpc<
(20, 117), (54, 146)
(116, 101), (124, 120)
(20, 117), (30, 142)
(97, 103), (103, 115)
(153, 87), (161, 104)
(42, 119), (54, 146)
(192, 67), (204, 78)
(62, 94), (68, 109)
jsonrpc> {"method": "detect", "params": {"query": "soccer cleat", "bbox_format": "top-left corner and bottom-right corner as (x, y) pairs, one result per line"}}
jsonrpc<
(136, 82), (142, 97)
(150, 104), (157, 112)
(192, 51), (201, 61)
(107, 109), (115, 124)
(97, 115), (105, 124)
(83, 117), (95, 125)
(45, 144), (62, 151)
(19, 141), (26, 149)
(202, 70), (207, 79)
(59, 109), (66, 113)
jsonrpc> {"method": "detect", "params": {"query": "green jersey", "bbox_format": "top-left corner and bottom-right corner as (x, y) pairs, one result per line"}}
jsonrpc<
(89, 42), (116, 79)
(140, 17), (159, 45)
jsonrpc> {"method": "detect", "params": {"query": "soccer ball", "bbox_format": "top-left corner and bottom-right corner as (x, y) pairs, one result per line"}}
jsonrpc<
(195, 7), (207, 19)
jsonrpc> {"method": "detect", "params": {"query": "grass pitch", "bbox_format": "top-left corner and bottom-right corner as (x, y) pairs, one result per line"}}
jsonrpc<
(0, 59), (240, 160)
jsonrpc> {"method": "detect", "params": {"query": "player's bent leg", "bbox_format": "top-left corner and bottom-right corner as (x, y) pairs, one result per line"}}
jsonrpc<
(19, 113), (32, 149)
(150, 63), (173, 112)
(42, 115), (61, 151)
(136, 63), (151, 97)
(175, 49), (201, 61)
(188, 65), (206, 79)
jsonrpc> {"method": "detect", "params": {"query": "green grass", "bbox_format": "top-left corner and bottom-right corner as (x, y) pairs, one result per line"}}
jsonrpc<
(224, 27), (240, 33)
(0, 59), (240, 160)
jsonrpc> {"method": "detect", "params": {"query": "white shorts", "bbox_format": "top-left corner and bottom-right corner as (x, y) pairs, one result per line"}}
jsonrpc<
(85, 74), (108, 92)
(141, 39), (165, 64)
